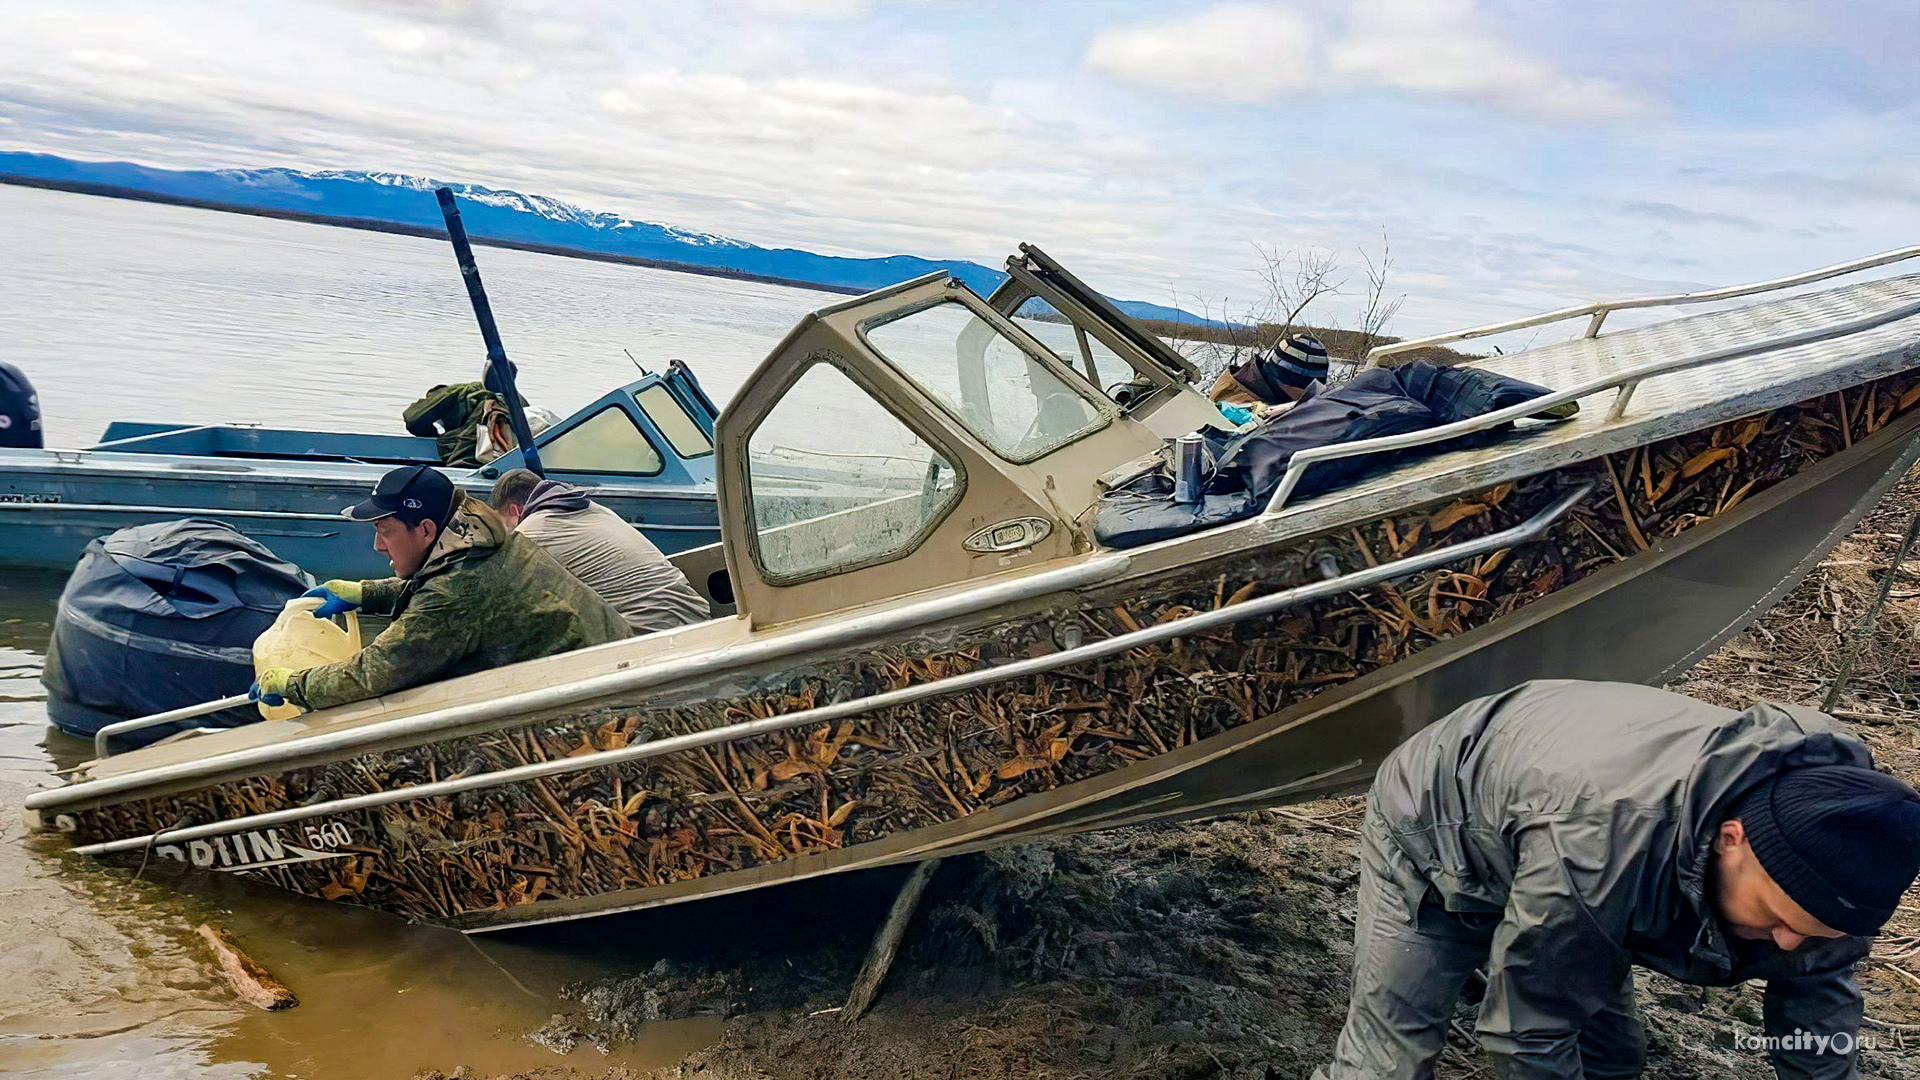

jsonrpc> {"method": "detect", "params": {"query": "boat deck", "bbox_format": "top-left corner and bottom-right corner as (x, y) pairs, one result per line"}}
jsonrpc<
(1187, 272), (1920, 560)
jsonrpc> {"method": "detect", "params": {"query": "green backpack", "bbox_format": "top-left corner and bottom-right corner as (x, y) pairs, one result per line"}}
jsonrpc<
(402, 382), (495, 466)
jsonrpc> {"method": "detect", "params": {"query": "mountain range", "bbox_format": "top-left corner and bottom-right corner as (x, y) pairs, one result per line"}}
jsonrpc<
(0, 150), (1217, 326)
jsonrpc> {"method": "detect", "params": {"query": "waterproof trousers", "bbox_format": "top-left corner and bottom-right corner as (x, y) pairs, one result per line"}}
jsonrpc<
(1316, 810), (1648, 1079)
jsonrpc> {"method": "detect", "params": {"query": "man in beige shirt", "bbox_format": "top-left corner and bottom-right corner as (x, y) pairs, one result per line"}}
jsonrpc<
(487, 469), (709, 635)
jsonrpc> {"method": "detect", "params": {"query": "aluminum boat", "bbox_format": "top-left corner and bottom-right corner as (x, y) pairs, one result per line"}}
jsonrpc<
(0, 361), (724, 580)
(25, 244), (1920, 932)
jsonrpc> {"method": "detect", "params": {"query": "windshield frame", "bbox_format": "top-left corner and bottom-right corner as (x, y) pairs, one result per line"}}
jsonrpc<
(854, 284), (1117, 465)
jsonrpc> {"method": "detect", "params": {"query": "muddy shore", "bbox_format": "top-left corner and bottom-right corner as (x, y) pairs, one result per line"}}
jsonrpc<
(417, 475), (1920, 1080)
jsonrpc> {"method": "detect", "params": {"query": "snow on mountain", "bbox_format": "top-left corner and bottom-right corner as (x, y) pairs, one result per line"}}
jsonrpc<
(0, 151), (1223, 326)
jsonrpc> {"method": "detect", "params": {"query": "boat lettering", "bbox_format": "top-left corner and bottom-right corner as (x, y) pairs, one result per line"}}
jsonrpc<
(0, 493), (60, 504)
(153, 822), (354, 873)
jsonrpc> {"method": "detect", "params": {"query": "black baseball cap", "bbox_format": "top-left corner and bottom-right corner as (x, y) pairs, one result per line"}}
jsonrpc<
(342, 464), (458, 527)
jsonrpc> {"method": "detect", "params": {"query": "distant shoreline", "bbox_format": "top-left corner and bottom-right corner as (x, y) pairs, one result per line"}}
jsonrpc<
(0, 173), (866, 297)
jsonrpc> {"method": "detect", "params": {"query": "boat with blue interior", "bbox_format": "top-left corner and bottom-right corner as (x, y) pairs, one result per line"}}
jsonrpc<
(0, 359), (724, 581)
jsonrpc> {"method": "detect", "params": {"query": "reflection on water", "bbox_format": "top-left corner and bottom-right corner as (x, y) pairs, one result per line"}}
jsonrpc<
(0, 571), (723, 1078)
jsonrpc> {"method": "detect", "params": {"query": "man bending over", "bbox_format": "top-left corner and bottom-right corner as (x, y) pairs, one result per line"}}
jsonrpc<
(488, 468), (708, 636)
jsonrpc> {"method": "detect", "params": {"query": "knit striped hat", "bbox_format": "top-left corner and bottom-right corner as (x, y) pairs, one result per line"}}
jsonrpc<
(1265, 334), (1330, 391)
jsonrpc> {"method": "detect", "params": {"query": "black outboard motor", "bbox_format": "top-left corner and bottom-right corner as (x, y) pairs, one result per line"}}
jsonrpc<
(0, 361), (42, 448)
(41, 519), (311, 746)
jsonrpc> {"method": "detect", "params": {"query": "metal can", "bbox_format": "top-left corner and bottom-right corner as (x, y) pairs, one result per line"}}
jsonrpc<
(1172, 434), (1206, 504)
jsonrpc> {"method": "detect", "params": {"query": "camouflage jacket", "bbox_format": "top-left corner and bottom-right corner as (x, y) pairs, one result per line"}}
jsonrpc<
(288, 496), (630, 712)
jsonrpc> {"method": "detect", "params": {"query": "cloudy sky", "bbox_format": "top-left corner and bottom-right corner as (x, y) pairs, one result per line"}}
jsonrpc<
(2, 0), (1916, 335)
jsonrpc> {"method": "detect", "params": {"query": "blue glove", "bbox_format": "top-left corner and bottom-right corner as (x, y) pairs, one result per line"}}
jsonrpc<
(302, 580), (363, 618)
(250, 667), (294, 708)
(1216, 401), (1255, 426)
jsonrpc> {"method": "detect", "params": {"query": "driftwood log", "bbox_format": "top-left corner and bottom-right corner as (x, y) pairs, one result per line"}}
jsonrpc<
(844, 857), (944, 1022)
(196, 923), (297, 1010)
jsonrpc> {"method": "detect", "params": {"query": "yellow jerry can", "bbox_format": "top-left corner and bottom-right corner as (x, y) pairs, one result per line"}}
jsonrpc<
(252, 596), (361, 719)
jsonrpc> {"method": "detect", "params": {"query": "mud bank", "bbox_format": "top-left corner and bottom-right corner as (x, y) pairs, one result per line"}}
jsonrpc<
(422, 475), (1920, 1080)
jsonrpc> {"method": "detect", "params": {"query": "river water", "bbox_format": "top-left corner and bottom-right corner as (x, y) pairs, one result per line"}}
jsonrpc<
(0, 184), (862, 1078)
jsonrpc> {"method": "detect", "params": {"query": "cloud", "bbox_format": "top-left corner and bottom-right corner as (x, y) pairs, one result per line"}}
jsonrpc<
(1084, 4), (1318, 105)
(1084, 0), (1651, 123)
(1330, 0), (1651, 123)
(1690, 165), (1920, 209)
(741, 0), (881, 16)
(1614, 199), (1763, 231)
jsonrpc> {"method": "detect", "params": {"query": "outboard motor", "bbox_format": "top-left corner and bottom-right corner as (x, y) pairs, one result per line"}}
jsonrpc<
(41, 519), (311, 747)
(0, 361), (42, 448)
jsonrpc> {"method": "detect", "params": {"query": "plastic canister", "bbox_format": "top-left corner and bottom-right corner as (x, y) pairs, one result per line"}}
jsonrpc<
(252, 596), (362, 719)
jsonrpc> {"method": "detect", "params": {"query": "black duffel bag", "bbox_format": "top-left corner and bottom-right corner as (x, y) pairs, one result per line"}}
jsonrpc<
(41, 519), (311, 746)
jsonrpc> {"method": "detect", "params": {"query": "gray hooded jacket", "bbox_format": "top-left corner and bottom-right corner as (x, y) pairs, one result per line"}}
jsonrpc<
(1373, 680), (1873, 1079)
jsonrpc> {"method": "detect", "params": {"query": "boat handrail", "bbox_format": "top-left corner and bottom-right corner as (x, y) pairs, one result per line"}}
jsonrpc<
(26, 554), (1135, 812)
(86, 425), (223, 451)
(1266, 294), (1920, 514)
(0, 501), (348, 521)
(60, 483), (1594, 856)
(1364, 245), (1920, 366)
(94, 694), (252, 759)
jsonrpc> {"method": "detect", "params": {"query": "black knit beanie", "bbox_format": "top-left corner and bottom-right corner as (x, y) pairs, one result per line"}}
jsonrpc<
(1731, 765), (1920, 936)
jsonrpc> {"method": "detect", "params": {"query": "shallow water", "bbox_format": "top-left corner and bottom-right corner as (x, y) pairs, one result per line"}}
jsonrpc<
(0, 574), (730, 1079)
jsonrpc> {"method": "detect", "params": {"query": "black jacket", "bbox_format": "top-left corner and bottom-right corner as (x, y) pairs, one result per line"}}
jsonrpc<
(1094, 361), (1565, 548)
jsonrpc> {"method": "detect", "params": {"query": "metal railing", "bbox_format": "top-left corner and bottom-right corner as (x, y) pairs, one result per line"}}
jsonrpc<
(1364, 245), (1920, 367)
(28, 554), (1135, 813)
(63, 482), (1593, 857)
(0, 501), (346, 522)
(1265, 294), (1920, 513)
(93, 694), (252, 759)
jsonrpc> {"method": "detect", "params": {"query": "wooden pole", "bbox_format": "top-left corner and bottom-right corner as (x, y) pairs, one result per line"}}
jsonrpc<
(843, 858), (942, 1023)
(197, 923), (298, 1010)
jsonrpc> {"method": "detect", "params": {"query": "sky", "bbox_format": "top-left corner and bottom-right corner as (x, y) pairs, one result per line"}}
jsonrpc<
(2, 0), (1917, 337)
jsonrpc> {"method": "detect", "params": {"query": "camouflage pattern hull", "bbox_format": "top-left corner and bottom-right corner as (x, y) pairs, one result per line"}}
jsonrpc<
(59, 373), (1920, 931)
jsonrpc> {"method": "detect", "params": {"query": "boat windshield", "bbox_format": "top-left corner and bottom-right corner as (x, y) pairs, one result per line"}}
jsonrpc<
(861, 298), (1106, 463)
(1008, 296), (1133, 397)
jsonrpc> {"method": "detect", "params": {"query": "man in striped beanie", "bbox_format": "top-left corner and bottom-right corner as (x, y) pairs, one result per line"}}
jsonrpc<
(1210, 333), (1332, 413)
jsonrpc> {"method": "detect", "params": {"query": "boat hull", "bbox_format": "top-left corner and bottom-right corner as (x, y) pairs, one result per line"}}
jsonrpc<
(50, 390), (1920, 932)
(437, 403), (1920, 931)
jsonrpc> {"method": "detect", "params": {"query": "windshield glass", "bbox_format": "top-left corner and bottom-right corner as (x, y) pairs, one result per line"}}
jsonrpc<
(861, 298), (1105, 462)
(1008, 296), (1139, 399)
